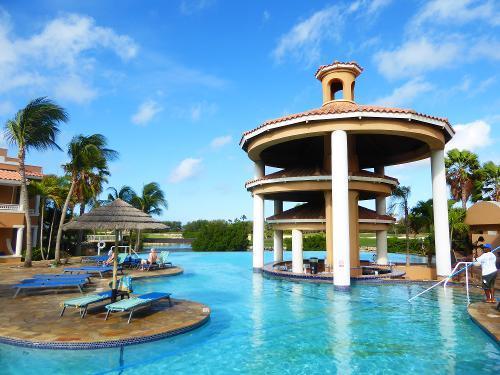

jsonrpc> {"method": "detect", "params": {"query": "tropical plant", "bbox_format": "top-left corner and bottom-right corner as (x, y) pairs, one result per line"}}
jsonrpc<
(191, 220), (249, 251)
(445, 149), (481, 210)
(390, 185), (411, 266)
(29, 175), (66, 260)
(107, 185), (136, 204)
(448, 205), (469, 251)
(479, 161), (500, 202)
(131, 182), (168, 251)
(409, 199), (433, 234)
(54, 134), (117, 263)
(3, 97), (68, 267)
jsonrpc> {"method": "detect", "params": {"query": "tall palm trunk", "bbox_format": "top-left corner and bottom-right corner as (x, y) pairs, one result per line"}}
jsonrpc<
(48, 208), (57, 258)
(76, 202), (85, 256)
(461, 186), (467, 210)
(39, 198), (45, 260)
(19, 148), (33, 267)
(55, 179), (75, 263)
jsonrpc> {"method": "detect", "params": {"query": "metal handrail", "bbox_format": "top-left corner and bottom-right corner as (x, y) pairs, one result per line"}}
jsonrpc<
(110, 245), (141, 258)
(408, 246), (499, 304)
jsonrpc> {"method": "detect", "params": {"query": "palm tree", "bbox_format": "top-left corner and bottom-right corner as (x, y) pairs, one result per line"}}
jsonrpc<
(74, 169), (110, 255)
(480, 161), (500, 202)
(54, 134), (118, 263)
(131, 182), (168, 251)
(46, 176), (71, 257)
(107, 185), (137, 204)
(448, 205), (468, 249)
(445, 149), (481, 210)
(4, 97), (68, 267)
(410, 199), (433, 234)
(29, 175), (65, 260)
(390, 185), (411, 266)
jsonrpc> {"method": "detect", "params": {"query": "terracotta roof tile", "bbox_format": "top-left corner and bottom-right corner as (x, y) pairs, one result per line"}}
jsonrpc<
(0, 169), (43, 181)
(315, 61), (363, 78)
(241, 101), (450, 141)
(267, 202), (395, 222)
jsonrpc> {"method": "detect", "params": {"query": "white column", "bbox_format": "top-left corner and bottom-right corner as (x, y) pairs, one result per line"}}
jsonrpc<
(291, 229), (303, 273)
(32, 226), (38, 248)
(331, 130), (351, 289)
(252, 161), (265, 270)
(431, 149), (452, 276)
(273, 200), (283, 262)
(374, 166), (388, 265)
(15, 226), (24, 256)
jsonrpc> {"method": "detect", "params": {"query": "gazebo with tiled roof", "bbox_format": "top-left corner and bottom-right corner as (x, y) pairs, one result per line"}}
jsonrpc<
(241, 60), (455, 289)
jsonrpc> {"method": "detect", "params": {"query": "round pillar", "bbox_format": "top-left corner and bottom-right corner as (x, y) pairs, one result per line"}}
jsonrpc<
(431, 149), (452, 276)
(331, 130), (351, 289)
(273, 200), (283, 262)
(291, 229), (303, 273)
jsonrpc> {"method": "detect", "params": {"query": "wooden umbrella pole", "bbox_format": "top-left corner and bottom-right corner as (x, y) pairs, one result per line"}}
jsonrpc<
(111, 230), (119, 302)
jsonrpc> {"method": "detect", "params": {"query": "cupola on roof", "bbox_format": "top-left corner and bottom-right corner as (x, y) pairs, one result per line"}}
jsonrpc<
(315, 61), (363, 104)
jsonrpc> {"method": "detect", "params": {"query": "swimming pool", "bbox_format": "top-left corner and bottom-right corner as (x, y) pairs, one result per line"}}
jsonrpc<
(0, 252), (497, 374)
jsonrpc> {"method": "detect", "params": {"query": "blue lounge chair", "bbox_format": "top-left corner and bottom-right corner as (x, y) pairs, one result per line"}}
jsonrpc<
(12, 279), (86, 298)
(33, 273), (92, 283)
(63, 266), (122, 278)
(61, 276), (134, 318)
(104, 292), (172, 324)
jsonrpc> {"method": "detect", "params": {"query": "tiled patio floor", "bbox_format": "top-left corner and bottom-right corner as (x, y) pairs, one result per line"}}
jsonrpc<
(0, 260), (210, 348)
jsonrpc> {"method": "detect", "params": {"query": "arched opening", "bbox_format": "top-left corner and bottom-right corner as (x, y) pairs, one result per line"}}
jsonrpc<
(330, 79), (344, 100)
(351, 81), (355, 101)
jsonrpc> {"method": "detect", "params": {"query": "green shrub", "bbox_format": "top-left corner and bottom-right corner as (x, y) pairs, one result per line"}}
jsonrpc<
(387, 237), (424, 254)
(283, 233), (326, 251)
(191, 220), (249, 251)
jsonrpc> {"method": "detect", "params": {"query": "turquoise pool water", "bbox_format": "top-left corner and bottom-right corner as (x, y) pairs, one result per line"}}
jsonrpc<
(0, 251), (498, 374)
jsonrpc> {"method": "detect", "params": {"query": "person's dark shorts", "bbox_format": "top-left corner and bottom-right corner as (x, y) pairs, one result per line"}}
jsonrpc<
(482, 271), (497, 290)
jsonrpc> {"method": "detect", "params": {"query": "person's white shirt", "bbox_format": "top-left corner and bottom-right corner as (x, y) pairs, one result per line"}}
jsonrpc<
(108, 249), (113, 257)
(474, 252), (497, 276)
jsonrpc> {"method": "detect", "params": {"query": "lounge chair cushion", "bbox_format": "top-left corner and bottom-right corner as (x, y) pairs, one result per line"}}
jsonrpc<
(63, 291), (113, 308)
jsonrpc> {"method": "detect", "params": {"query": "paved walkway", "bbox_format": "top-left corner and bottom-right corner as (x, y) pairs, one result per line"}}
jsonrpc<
(0, 259), (210, 348)
(468, 302), (500, 342)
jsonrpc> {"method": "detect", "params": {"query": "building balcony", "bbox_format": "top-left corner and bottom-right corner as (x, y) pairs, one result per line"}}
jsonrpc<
(0, 204), (35, 215)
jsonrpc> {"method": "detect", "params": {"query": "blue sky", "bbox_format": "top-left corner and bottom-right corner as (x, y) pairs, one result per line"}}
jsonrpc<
(0, 0), (498, 223)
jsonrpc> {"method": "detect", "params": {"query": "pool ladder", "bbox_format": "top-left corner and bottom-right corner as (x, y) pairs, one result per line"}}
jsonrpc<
(408, 246), (499, 305)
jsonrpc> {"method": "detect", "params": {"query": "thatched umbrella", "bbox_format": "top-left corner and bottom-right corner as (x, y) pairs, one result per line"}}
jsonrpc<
(63, 199), (167, 300)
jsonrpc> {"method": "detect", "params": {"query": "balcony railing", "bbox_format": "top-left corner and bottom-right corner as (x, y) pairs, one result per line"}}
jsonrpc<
(0, 204), (35, 215)
(86, 235), (116, 242)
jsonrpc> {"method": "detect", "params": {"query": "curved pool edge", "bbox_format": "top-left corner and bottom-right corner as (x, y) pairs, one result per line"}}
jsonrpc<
(0, 308), (210, 350)
(467, 302), (500, 344)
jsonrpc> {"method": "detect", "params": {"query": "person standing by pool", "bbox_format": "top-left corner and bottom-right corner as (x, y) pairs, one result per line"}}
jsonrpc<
(473, 244), (497, 303)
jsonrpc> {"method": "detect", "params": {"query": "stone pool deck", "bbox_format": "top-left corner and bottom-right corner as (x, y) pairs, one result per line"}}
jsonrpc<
(0, 260), (210, 349)
(468, 302), (500, 343)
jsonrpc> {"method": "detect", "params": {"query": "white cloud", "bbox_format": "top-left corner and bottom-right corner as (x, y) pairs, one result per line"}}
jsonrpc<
(445, 120), (492, 152)
(263, 10), (271, 22)
(210, 135), (232, 149)
(410, 0), (500, 30)
(0, 11), (137, 101)
(131, 100), (163, 125)
(169, 158), (202, 183)
(374, 77), (433, 106)
(374, 38), (461, 79)
(54, 75), (97, 104)
(189, 101), (217, 121)
(272, 5), (343, 65)
(348, 0), (392, 16)
(180, 0), (215, 15)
